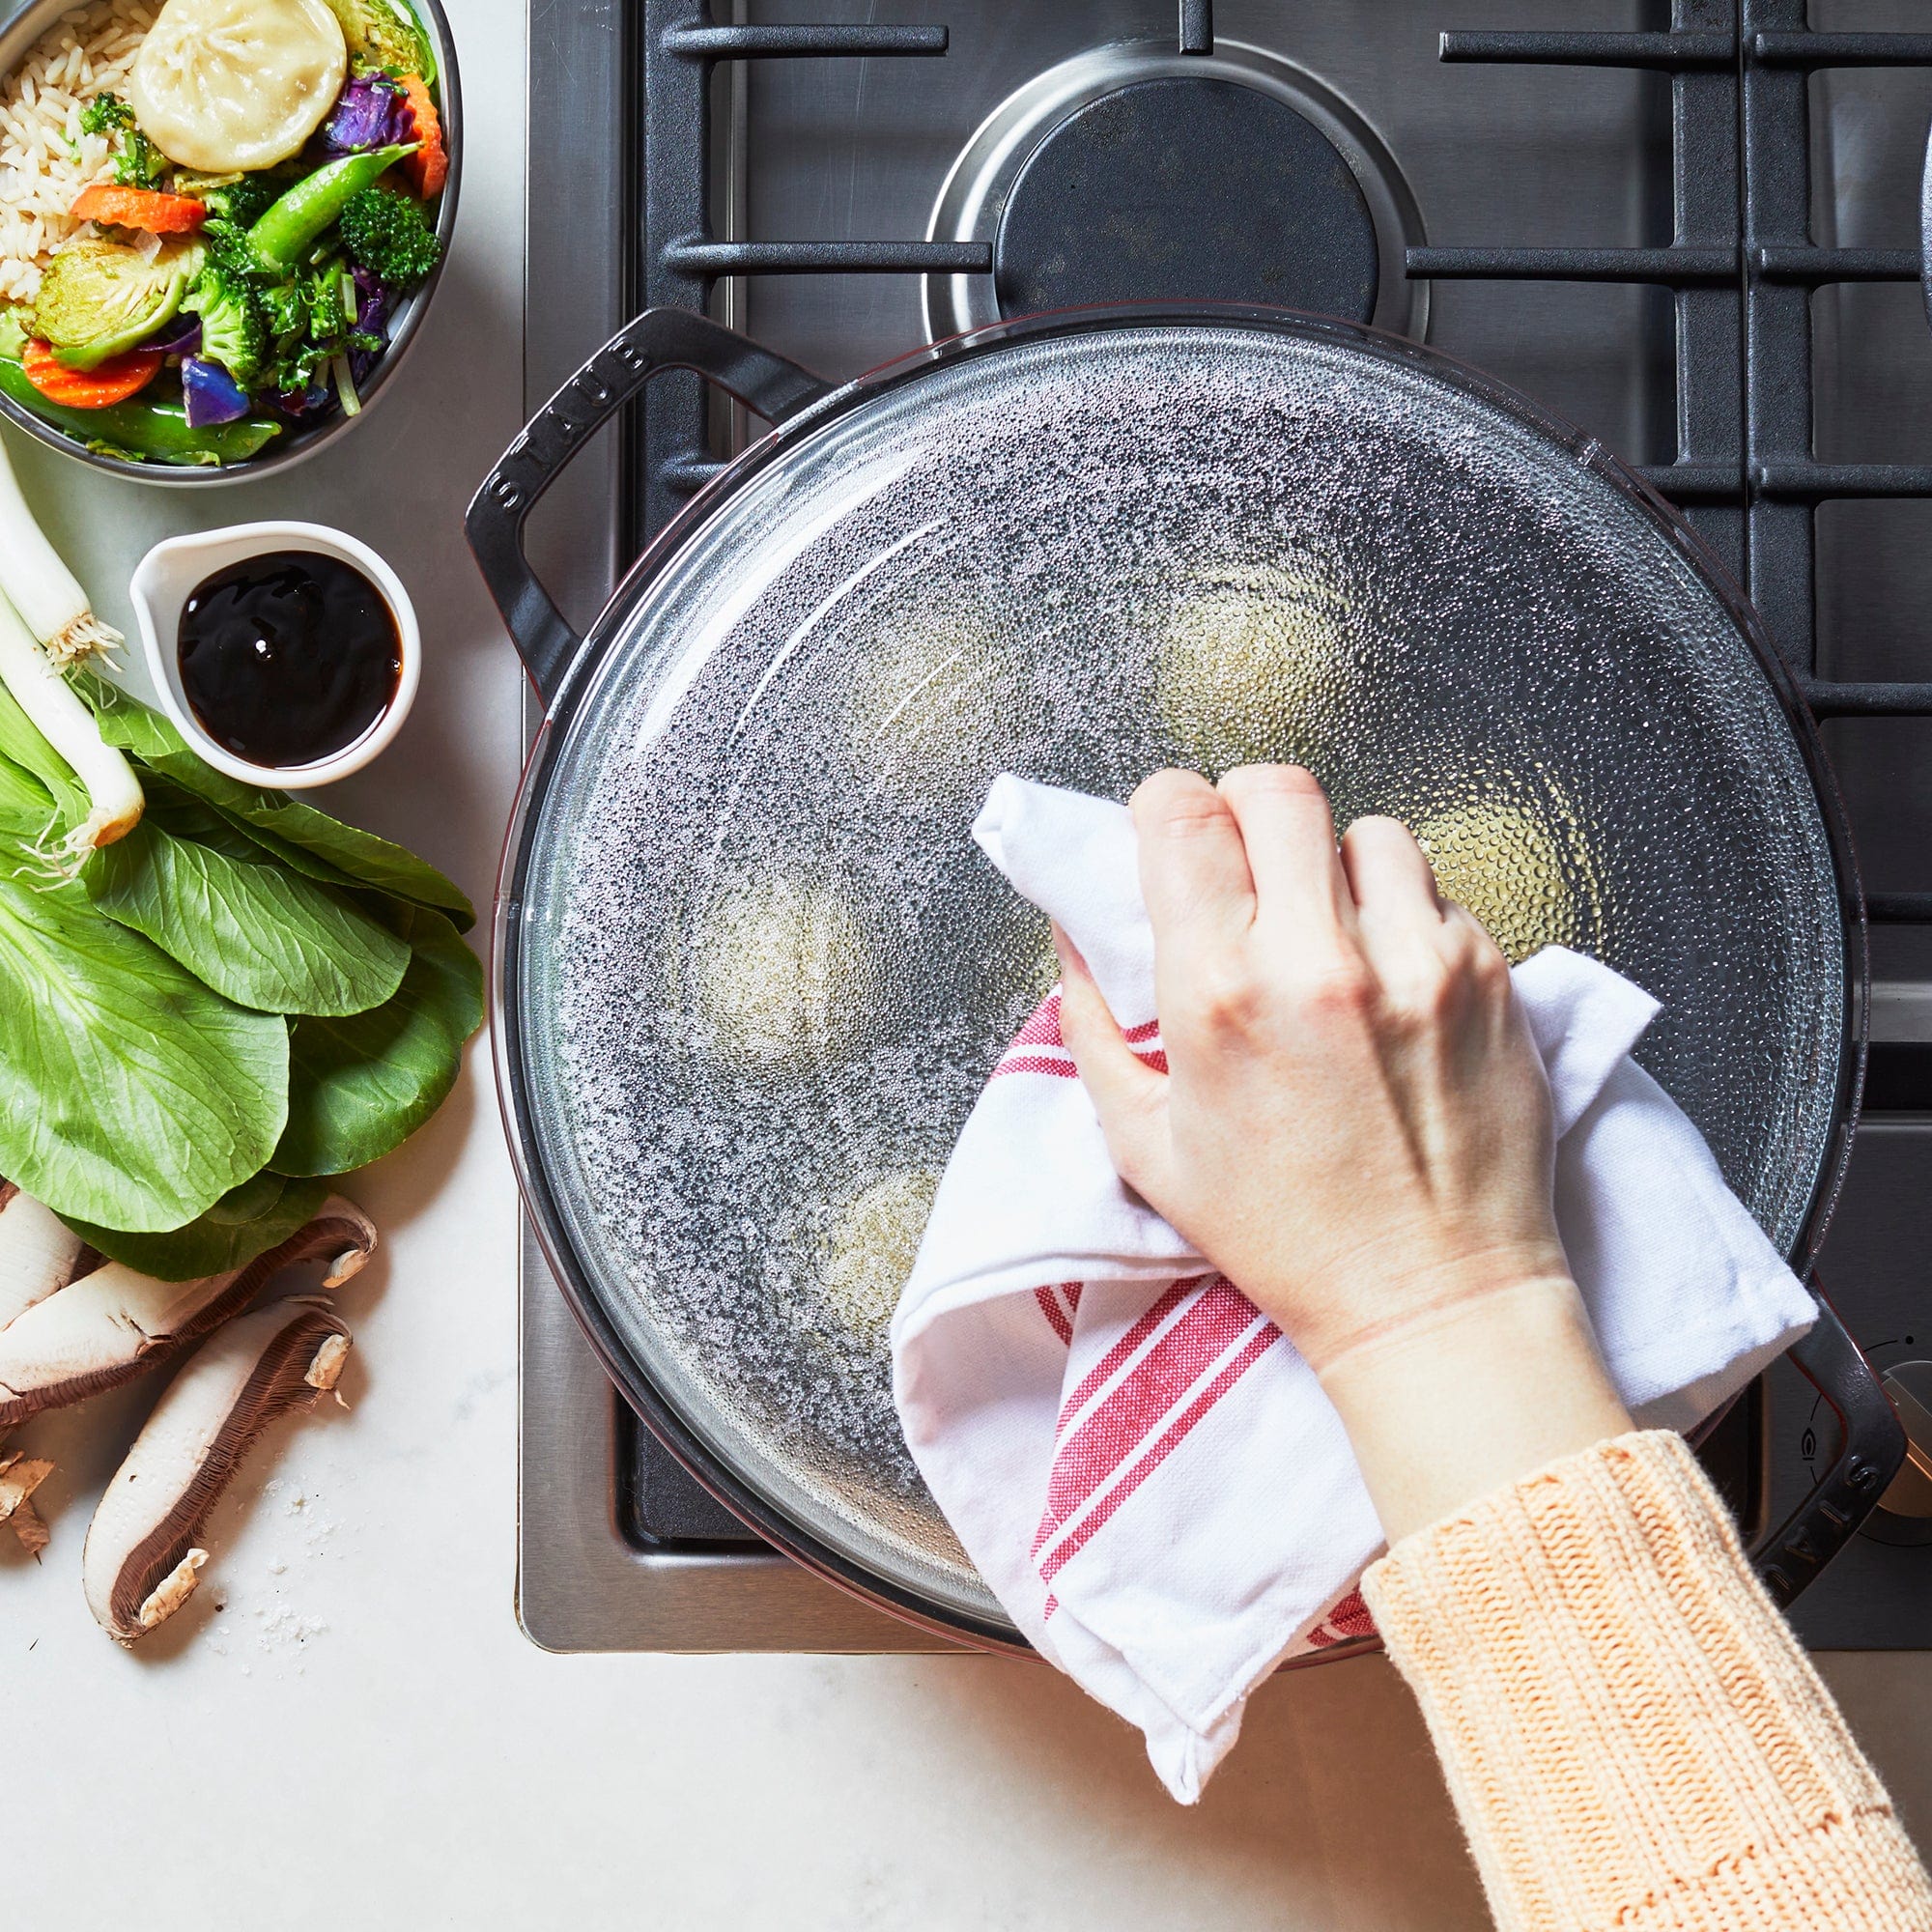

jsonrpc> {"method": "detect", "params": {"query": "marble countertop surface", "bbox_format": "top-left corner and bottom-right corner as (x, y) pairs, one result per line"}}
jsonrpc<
(6, 3), (1931, 1923)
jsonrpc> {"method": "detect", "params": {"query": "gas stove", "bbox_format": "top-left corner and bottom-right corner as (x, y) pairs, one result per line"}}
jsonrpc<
(516, 0), (1932, 1652)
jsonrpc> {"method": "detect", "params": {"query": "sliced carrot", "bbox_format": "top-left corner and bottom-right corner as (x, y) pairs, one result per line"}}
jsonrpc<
(21, 339), (163, 408)
(397, 73), (447, 199)
(70, 184), (207, 234)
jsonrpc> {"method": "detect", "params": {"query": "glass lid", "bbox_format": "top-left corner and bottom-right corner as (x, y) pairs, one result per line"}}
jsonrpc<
(509, 320), (1846, 1625)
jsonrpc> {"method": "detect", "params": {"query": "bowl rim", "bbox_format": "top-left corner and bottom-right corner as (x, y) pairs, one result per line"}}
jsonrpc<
(0, 0), (462, 486)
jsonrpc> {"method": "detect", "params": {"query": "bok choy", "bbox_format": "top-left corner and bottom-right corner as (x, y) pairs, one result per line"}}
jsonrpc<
(0, 666), (479, 1272)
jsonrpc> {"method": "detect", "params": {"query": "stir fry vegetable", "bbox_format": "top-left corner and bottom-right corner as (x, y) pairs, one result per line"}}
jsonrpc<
(21, 341), (164, 408)
(247, 142), (416, 268)
(69, 184), (208, 234)
(0, 0), (445, 466)
(0, 356), (280, 463)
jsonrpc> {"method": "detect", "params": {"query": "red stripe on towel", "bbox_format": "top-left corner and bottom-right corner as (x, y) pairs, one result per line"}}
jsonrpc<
(1327, 1588), (1377, 1639)
(1033, 1281), (1275, 1564)
(1037, 1315), (1279, 1586)
(1057, 1280), (1199, 1423)
(990, 992), (1164, 1079)
(1035, 1284), (1075, 1345)
(1304, 1588), (1378, 1649)
(1011, 991), (1065, 1048)
(994, 1053), (1081, 1079)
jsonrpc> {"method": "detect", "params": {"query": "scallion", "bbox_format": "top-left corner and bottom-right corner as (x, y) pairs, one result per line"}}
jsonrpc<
(0, 437), (123, 667)
(0, 589), (142, 862)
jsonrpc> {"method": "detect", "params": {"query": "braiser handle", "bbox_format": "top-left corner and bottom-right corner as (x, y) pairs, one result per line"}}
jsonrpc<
(465, 309), (834, 705)
(1749, 1285), (1906, 1609)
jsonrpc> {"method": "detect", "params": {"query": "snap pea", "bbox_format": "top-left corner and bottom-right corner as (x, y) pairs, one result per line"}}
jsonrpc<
(0, 358), (280, 467)
(248, 144), (418, 269)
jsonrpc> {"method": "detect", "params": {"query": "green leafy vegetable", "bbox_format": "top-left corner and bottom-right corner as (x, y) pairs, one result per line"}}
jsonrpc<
(62, 1171), (327, 1278)
(83, 816), (411, 1016)
(273, 903), (482, 1175)
(0, 868), (288, 1229)
(0, 675), (88, 830)
(0, 670), (478, 1269)
(84, 677), (473, 926)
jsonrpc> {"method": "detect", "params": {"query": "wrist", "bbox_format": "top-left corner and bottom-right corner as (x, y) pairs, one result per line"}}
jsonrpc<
(1316, 1273), (1634, 1546)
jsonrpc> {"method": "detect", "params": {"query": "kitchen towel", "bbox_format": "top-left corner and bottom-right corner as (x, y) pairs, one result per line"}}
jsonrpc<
(890, 774), (1818, 1804)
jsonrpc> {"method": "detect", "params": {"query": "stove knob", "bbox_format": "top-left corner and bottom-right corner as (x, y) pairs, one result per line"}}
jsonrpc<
(1860, 1360), (1932, 1547)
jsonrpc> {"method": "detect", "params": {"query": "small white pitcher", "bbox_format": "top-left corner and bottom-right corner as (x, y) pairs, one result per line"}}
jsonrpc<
(127, 520), (421, 790)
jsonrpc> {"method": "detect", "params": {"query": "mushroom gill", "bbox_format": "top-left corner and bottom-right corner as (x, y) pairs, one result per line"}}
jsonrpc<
(0, 1196), (376, 1430)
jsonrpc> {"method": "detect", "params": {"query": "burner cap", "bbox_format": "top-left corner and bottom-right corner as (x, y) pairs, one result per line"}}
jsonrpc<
(994, 75), (1380, 322)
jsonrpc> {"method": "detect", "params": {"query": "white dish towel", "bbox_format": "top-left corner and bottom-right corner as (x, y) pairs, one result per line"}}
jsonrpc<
(891, 774), (1818, 1804)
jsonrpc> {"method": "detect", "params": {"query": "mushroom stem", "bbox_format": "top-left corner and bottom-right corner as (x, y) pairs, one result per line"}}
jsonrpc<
(82, 1295), (354, 1644)
(0, 1180), (91, 1332)
(0, 1197), (375, 1430)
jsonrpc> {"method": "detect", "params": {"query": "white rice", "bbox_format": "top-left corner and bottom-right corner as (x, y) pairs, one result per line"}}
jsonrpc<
(0, 0), (157, 306)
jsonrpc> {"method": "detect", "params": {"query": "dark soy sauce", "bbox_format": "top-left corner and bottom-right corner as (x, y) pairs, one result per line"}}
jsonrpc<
(178, 550), (401, 767)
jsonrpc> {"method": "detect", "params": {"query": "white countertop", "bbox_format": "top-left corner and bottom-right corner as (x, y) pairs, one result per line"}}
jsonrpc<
(6, 6), (1932, 1925)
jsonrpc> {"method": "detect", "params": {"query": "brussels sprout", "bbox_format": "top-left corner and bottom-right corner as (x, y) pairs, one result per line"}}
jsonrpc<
(29, 239), (197, 371)
(321, 0), (435, 81)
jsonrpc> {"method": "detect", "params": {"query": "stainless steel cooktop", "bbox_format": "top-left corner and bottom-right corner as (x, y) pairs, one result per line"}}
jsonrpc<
(515, 0), (1932, 1653)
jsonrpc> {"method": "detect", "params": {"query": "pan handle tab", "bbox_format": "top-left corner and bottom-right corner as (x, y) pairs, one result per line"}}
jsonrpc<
(1750, 1291), (1907, 1608)
(465, 309), (834, 706)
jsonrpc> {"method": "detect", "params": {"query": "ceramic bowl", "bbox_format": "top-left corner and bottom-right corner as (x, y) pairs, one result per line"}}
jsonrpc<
(0, 0), (461, 485)
(128, 519), (419, 787)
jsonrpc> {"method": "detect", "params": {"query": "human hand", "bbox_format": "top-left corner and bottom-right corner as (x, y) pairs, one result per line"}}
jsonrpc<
(1056, 766), (1631, 1541)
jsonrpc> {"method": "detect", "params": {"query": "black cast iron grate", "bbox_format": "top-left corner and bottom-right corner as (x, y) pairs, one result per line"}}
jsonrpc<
(1417, 1), (1932, 1096)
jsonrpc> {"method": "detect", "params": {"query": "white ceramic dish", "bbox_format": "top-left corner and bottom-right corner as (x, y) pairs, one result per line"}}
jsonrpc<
(128, 520), (420, 788)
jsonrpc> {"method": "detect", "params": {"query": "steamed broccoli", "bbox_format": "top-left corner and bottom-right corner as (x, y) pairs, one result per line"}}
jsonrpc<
(76, 95), (166, 190)
(240, 259), (378, 396)
(338, 185), (440, 289)
(195, 175), (283, 231)
(185, 267), (269, 384)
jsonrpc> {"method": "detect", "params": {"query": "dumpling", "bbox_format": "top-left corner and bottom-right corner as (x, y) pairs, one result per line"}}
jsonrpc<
(838, 611), (1010, 813)
(815, 1169), (941, 1346)
(1412, 798), (1589, 963)
(130, 0), (348, 173)
(1154, 565), (1356, 778)
(687, 871), (880, 1075)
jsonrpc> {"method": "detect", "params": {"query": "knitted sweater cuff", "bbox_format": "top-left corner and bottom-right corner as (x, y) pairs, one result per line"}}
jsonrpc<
(1360, 1429), (1932, 1932)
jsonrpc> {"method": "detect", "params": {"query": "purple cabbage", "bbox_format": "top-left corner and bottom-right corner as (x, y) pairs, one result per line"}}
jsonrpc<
(182, 356), (249, 428)
(349, 266), (389, 385)
(275, 382), (337, 421)
(149, 314), (202, 356)
(320, 74), (410, 155)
